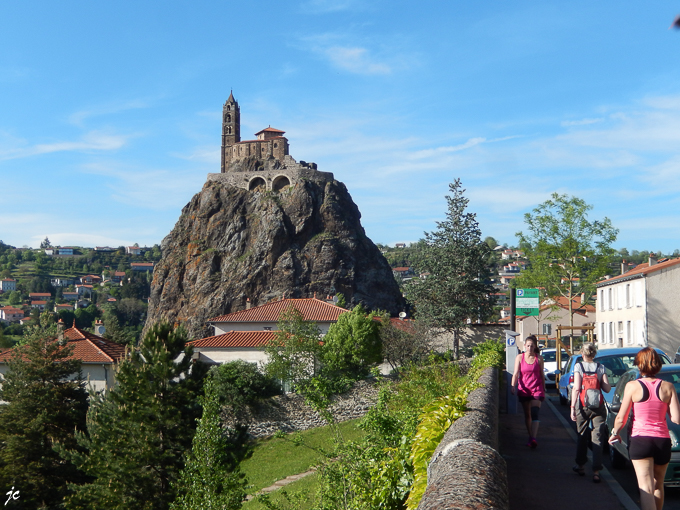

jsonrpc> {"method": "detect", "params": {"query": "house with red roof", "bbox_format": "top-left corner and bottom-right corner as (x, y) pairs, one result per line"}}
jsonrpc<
(0, 306), (24, 323)
(131, 262), (154, 272)
(596, 255), (680, 356)
(190, 297), (348, 366)
(0, 321), (126, 392)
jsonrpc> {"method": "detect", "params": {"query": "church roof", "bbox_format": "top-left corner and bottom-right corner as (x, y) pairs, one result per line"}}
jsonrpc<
(255, 127), (285, 135)
(227, 91), (235, 103)
(208, 297), (347, 323)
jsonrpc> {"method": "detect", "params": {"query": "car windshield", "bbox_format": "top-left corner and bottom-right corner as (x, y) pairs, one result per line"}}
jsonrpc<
(542, 350), (566, 363)
(596, 356), (630, 387)
(658, 372), (680, 391)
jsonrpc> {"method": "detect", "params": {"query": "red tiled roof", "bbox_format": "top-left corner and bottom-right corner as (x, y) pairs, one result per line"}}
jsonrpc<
(29, 293), (51, 297)
(189, 330), (276, 348)
(209, 297), (347, 323)
(255, 127), (285, 135)
(392, 267), (410, 272)
(31, 301), (47, 305)
(63, 326), (127, 363)
(0, 326), (126, 364)
(131, 262), (154, 267)
(235, 136), (285, 144)
(599, 258), (680, 285)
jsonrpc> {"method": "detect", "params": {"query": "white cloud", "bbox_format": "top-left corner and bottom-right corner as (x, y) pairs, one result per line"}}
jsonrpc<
(300, 0), (366, 13)
(560, 118), (604, 127)
(69, 99), (149, 127)
(170, 146), (220, 164)
(0, 131), (129, 161)
(324, 46), (392, 75)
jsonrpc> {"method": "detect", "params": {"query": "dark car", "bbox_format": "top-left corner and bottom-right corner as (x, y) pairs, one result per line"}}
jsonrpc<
(557, 347), (672, 407)
(606, 365), (680, 486)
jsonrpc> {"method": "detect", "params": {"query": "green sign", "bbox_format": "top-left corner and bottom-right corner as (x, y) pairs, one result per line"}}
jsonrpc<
(515, 288), (539, 316)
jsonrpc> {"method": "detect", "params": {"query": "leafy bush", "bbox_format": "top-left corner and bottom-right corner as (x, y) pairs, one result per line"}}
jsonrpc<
(211, 360), (281, 414)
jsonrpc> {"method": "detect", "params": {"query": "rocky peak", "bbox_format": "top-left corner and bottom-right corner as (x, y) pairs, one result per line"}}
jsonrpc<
(145, 178), (404, 339)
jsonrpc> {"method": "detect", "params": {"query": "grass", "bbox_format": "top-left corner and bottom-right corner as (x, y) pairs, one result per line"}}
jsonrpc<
(240, 419), (365, 496)
(242, 473), (319, 510)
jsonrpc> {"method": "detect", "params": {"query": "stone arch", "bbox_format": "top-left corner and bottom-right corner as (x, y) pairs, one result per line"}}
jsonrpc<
(226, 114), (231, 122)
(272, 175), (291, 192)
(248, 177), (267, 192)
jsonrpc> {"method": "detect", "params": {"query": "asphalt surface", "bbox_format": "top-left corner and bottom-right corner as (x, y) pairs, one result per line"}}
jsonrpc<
(500, 388), (680, 510)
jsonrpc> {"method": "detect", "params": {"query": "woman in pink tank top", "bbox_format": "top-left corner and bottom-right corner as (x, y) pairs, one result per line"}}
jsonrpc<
(511, 335), (545, 448)
(609, 347), (680, 510)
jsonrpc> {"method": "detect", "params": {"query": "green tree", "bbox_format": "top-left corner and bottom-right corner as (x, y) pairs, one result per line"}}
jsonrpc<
(515, 193), (618, 327)
(380, 316), (433, 375)
(170, 378), (245, 510)
(40, 237), (52, 249)
(102, 311), (130, 345)
(321, 303), (382, 379)
(263, 306), (322, 389)
(0, 325), (89, 508)
(63, 323), (206, 510)
(405, 180), (494, 357)
(211, 360), (281, 416)
(8, 290), (20, 305)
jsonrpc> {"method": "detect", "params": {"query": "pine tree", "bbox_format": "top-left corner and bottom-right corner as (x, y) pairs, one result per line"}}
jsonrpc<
(0, 325), (89, 508)
(406, 179), (494, 357)
(63, 323), (206, 510)
(170, 378), (245, 510)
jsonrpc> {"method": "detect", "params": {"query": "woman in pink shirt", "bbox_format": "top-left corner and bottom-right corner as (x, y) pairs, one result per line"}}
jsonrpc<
(609, 347), (680, 510)
(511, 335), (545, 448)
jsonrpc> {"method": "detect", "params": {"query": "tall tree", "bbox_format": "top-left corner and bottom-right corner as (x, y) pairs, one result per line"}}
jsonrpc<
(170, 378), (245, 510)
(515, 193), (618, 327)
(0, 325), (89, 508)
(63, 323), (206, 510)
(406, 179), (494, 357)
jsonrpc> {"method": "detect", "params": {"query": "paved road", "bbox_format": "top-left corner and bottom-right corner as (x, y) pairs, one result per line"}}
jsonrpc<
(547, 388), (680, 510)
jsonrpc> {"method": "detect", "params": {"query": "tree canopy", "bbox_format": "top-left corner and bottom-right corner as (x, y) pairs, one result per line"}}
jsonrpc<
(515, 193), (618, 326)
(406, 179), (494, 356)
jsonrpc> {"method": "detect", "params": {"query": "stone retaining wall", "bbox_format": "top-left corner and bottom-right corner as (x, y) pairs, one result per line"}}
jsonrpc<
(224, 379), (380, 438)
(417, 367), (509, 510)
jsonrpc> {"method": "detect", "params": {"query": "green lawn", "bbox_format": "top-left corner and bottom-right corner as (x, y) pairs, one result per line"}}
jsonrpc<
(242, 473), (319, 510)
(240, 419), (364, 496)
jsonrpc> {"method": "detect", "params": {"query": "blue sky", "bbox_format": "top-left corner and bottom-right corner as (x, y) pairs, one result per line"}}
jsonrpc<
(2, 1), (680, 253)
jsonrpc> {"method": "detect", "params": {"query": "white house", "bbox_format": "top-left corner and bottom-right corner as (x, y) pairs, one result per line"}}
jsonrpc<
(193, 297), (348, 366)
(0, 279), (16, 292)
(0, 322), (126, 392)
(596, 256), (680, 356)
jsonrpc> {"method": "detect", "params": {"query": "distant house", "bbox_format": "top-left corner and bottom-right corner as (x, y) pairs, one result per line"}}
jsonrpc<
(31, 301), (47, 311)
(57, 247), (74, 256)
(0, 279), (16, 292)
(44, 248), (55, 256)
(596, 256), (680, 356)
(75, 285), (93, 297)
(126, 246), (142, 256)
(0, 322), (126, 392)
(19, 317), (31, 326)
(392, 267), (414, 279)
(0, 307), (24, 323)
(193, 297), (348, 367)
(94, 246), (116, 252)
(111, 271), (126, 284)
(80, 275), (102, 285)
(54, 303), (74, 313)
(130, 262), (154, 272)
(501, 249), (525, 260)
(62, 292), (79, 301)
(51, 277), (75, 287)
(29, 292), (51, 301)
(395, 243), (406, 248)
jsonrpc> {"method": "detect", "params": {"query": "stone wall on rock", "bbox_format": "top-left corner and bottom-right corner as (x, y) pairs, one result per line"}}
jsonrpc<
(224, 379), (380, 438)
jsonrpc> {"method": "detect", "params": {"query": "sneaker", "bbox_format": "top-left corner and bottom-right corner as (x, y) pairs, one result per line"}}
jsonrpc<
(530, 437), (538, 449)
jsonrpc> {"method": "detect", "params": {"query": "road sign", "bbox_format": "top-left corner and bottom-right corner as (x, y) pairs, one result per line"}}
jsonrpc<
(515, 288), (539, 316)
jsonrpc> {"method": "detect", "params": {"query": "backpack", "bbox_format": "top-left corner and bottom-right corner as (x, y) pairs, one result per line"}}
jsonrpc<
(578, 362), (603, 410)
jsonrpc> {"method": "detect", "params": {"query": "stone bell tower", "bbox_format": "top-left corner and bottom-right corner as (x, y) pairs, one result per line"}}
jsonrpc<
(221, 91), (241, 173)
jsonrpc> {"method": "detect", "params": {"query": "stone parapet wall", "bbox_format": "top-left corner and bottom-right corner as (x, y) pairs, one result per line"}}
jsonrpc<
(417, 367), (509, 510)
(224, 379), (379, 438)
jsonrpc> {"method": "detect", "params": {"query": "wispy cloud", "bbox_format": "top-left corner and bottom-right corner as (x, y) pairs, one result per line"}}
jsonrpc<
(69, 99), (150, 127)
(561, 118), (604, 127)
(170, 146), (220, 164)
(0, 131), (129, 161)
(300, 0), (366, 13)
(324, 46), (391, 74)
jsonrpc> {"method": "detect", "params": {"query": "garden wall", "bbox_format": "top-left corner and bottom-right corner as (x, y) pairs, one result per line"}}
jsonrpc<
(417, 367), (509, 510)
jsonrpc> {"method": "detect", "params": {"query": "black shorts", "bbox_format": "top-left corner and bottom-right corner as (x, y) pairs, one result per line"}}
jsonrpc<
(629, 436), (672, 465)
(518, 395), (545, 404)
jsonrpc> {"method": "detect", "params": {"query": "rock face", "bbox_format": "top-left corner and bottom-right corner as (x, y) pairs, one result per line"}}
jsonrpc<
(146, 178), (404, 339)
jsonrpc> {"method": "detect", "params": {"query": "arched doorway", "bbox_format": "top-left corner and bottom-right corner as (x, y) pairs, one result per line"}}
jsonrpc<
(272, 175), (291, 192)
(248, 177), (267, 192)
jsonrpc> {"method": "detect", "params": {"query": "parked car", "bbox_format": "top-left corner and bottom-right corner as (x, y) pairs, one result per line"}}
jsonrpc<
(541, 348), (568, 387)
(557, 347), (672, 407)
(606, 365), (680, 486)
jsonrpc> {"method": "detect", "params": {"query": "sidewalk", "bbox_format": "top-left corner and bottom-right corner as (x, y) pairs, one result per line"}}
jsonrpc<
(499, 396), (637, 510)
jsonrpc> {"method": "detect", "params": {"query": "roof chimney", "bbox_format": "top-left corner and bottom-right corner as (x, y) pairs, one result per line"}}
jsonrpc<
(621, 260), (629, 274)
(581, 293), (585, 304)
(57, 318), (65, 342)
(649, 253), (657, 266)
(246, 298), (251, 310)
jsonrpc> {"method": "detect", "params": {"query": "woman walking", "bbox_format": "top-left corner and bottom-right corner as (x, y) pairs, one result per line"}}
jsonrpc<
(571, 342), (611, 483)
(609, 347), (680, 510)
(511, 335), (545, 448)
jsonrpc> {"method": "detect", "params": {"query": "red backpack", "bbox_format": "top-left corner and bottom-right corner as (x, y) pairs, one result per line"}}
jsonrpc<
(578, 362), (603, 410)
